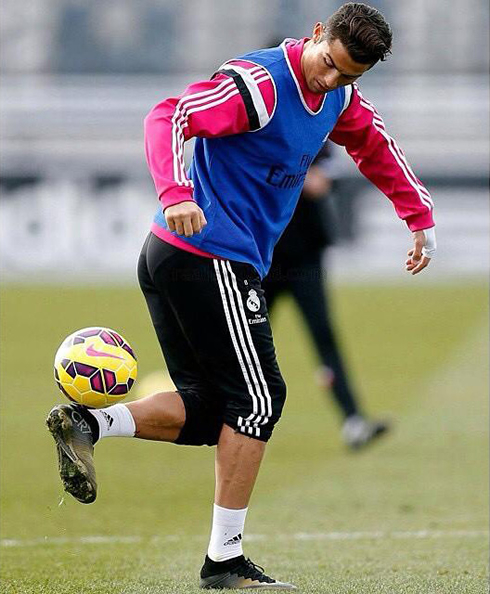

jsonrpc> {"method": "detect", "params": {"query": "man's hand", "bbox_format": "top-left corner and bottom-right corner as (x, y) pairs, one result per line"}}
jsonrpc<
(165, 201), (207, 237)
(405, 227), (437, 275)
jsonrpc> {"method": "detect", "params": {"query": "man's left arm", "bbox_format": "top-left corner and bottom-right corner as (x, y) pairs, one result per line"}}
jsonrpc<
(329, 84), (436, 275)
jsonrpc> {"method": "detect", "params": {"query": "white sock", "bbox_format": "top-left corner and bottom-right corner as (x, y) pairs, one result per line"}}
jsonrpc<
(207, 504), (248, 562)
(87, 404), (136, 439)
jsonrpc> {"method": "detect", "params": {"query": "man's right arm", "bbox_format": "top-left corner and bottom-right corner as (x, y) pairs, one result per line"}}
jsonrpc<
(144, 64), (275, 232)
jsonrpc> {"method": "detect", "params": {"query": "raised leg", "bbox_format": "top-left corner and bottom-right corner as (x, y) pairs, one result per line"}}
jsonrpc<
(126, 391), (186, 442)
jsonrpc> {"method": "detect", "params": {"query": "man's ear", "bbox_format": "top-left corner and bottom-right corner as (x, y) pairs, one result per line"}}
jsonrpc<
(312, 22), (324, 43)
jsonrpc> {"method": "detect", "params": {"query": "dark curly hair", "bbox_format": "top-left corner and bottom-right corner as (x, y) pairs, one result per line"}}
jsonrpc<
(324, 3), (392, 64)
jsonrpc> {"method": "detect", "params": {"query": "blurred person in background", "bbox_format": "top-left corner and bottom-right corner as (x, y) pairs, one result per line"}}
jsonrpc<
(263, 141), (388, 449)
(47, 3), (436, 590)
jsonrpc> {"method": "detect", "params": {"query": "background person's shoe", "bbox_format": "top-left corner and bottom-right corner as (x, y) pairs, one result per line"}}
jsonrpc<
(342, 414), (390, 450)
(200, 555), (297, 590)
(46, 404), (97, 503)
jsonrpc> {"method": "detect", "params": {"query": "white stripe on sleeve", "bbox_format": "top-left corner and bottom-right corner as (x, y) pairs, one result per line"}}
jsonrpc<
(355, 88), (434, 211)
(219, 62), (272, 129)
(341, 85), (353, 114)
(171, 68), (274, 188)
(171, 78), (236, 186)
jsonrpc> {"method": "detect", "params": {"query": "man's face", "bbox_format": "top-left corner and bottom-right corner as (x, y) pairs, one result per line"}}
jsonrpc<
(301, 24), (373, 94)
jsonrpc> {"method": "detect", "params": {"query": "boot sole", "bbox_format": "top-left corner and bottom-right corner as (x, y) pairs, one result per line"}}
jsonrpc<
(200, 573), (297, 589)
(46, 408), (96, 504)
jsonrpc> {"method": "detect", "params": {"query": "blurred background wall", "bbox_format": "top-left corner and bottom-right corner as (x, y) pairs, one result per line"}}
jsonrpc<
(1, 0), (489, 281)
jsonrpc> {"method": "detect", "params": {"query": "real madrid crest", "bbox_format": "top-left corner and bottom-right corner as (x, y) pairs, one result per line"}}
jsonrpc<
(246, 289), (260, 312)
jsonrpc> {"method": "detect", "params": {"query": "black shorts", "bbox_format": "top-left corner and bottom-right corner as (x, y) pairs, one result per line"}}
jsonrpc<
(137, 233), (286, 446)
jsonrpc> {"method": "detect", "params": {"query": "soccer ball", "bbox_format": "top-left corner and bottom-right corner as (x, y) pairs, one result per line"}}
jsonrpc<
(54, 327), (137, 408)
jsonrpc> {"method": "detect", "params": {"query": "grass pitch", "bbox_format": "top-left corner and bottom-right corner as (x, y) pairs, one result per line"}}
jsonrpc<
(1, 281), (488, 593)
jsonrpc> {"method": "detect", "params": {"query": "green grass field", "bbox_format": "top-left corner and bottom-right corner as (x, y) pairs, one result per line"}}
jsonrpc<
(1, 281), (488, 593)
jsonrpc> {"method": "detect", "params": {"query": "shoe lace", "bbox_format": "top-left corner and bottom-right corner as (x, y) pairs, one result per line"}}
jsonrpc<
(242, 558), (275, 583)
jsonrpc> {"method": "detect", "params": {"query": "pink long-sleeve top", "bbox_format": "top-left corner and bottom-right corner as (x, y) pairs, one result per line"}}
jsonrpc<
(144, 38), (434, 256)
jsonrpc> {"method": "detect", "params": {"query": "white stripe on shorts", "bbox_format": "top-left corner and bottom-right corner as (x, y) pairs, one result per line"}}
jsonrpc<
(220, 261), (267, 422)
(213, 260), (266, 436)
(224, 261), (272, 421)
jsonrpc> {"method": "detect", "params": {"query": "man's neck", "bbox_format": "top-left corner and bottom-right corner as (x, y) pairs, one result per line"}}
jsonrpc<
(286, 37), (324, 112)
(300, 38), (313, 81)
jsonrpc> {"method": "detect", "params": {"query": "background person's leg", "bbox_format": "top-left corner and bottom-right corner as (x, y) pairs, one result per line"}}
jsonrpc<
(288, 253), (389, 448)
(288, 253), (360, 419)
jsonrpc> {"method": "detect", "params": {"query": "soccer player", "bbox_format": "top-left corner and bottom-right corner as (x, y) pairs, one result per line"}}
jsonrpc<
(47, 3), (436, 589)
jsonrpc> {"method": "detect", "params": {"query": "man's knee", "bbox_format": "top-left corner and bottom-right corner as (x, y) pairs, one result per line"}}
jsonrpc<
(174, 389), (224, 446)
(147, 391), (186, 430)
(226, 375), (287, 443)
(267, 374), (287, 434)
